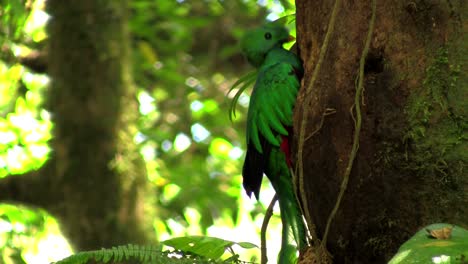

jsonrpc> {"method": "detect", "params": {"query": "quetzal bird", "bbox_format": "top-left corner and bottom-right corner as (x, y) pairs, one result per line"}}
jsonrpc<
(239, 23), (307, 262)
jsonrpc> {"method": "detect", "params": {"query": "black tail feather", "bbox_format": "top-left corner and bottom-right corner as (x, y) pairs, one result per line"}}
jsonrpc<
(242, 136), (271, 199)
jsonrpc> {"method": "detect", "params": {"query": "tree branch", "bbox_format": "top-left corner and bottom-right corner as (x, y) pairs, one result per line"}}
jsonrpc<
(1, 44), (48, 73)
(18, 50), (48, 73)
(0, 166), (52, 208)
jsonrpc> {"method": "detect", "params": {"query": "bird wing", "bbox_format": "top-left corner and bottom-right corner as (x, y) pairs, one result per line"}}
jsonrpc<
(246, 62), (300, 153)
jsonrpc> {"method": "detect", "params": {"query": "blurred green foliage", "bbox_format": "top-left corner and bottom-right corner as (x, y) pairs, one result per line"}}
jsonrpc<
(0, 204), (70, 263)
(127, 0), (295, 237)
(0, 0), (51, 178)
(0, 204), (46, 264)
(0, 0), (296, 262)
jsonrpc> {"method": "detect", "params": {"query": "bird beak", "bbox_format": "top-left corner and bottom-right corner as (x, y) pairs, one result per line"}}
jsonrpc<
(286, 35), (296, 42)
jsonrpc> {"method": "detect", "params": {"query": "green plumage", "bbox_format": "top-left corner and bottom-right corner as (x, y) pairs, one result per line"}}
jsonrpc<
(238, 22), (307, 263)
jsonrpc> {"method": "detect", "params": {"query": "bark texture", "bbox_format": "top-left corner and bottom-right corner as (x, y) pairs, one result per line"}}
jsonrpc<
(294, 0), (466, 262)
(0, 0), (155, 250)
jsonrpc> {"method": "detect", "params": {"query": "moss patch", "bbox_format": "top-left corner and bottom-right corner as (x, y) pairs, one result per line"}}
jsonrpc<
(403, 45), (467, 223)
(406, 47), (466, 178)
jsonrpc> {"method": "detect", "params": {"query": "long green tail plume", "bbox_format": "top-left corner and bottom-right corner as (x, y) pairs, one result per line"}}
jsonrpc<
(267, 148), (307, 263)
(227, 70), (257, 121)
(276, 172), (307, 249)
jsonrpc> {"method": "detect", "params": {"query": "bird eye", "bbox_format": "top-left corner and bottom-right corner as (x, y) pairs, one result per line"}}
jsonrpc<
(264, 32), (272, 40)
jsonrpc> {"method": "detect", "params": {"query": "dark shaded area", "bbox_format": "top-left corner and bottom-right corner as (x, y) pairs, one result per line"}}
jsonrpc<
(364, 50), (383, 74)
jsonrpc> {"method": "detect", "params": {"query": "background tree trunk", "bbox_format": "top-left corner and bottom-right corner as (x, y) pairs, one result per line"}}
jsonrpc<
(0, 0), (155, 250)
(294, 0), (466, 262)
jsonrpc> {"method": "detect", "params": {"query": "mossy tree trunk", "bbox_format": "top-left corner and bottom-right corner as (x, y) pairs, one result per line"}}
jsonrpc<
(294, 0), (466, 262)
(0, 0), (155, 250)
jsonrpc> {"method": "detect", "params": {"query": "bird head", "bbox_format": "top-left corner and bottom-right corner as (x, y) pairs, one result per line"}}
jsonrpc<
(240, 23), (294, 68)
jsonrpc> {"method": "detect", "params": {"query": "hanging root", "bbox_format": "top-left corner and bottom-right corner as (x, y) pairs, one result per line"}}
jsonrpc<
(296, 0), (343, 245)
(321, 0), (377, 247)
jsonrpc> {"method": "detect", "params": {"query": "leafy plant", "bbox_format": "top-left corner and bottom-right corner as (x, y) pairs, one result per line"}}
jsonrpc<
(53, 237), (257, 264)
(53, 244), (202, 264)
(162, 236), (257, 262)
(389, 223), (468, 264)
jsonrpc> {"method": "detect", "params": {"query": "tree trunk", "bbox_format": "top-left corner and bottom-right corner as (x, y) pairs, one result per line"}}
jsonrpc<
(294, 0), (466, 262)
(0, 0), (155, 250)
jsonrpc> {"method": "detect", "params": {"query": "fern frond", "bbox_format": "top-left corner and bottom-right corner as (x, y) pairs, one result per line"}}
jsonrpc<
(53, 244), (177, 264)
(227, 70), (257, 121)
(53, 243), (251, 264)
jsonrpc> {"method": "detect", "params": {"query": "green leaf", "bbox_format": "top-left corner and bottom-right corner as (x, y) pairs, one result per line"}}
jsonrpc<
(236, 241), (258, 249)
(389, 223), (468, 264)
(162, 236), (232, 260)
(162, 236), (258, 261)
